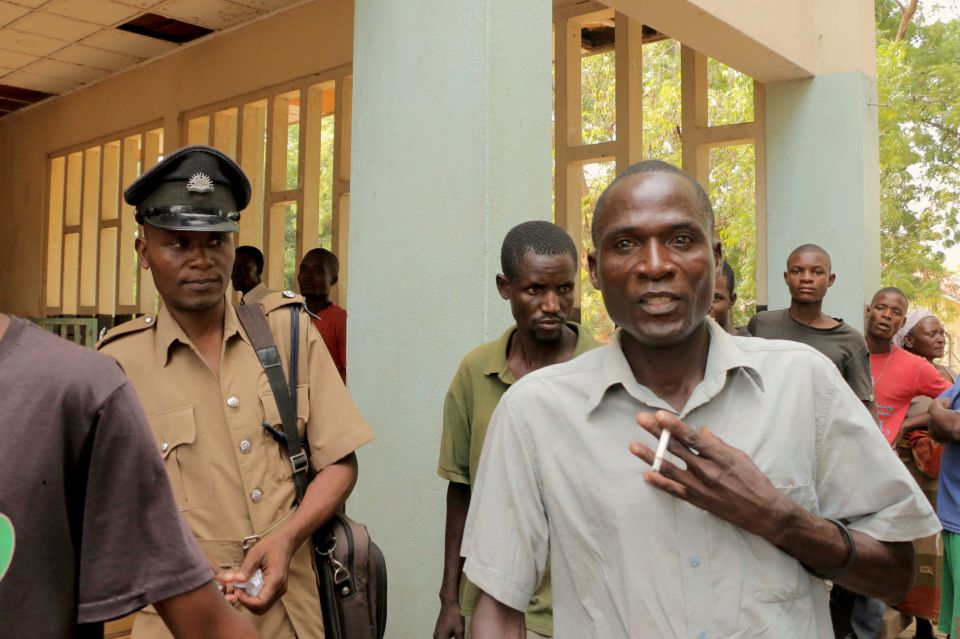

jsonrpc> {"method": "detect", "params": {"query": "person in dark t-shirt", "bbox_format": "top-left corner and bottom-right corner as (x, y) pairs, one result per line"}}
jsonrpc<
(0, 313), (258, 639)
(747, 244), (874, 412)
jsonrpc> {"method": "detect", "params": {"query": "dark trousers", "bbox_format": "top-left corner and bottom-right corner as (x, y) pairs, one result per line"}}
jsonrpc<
(831, 585), (885, 638)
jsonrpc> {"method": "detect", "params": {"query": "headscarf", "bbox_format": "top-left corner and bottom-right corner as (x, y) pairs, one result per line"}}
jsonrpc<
(893, 307), (936, 348)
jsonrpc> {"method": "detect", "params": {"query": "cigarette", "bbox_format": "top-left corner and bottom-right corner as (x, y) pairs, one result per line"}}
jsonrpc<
(651, 430), (671, 472)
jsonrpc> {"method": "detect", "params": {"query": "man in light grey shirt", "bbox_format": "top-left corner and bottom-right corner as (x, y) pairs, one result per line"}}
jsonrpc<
(462, 160), (941, 639)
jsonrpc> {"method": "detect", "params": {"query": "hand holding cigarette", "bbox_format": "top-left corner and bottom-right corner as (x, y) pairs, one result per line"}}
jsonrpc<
(628, 409), (792, 540)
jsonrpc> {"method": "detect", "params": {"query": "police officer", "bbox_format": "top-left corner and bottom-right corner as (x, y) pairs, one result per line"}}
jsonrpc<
(98, 145), (374, 638)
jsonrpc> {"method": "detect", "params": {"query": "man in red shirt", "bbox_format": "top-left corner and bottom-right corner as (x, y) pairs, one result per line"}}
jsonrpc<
(866, 289), (951, 638)
(298, 248), (347, 383)
(866, 287), (950, 444)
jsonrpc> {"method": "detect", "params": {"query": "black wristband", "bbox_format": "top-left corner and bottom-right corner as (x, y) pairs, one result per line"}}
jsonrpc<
(802, 518), (857, 580)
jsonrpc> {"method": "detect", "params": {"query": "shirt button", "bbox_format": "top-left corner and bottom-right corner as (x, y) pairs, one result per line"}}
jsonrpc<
(240, 439), (252, 454)
(690, 554), (701, 568)
(250, 488), (263, 503)
(226, 396), (240, 408)
(160, 441), (169, 453)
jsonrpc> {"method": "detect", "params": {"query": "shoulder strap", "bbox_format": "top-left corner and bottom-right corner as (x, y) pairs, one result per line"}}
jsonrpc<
(96, 314), (156, 348)
(290, 304), (299, 409)
(236, 303), (310, 503)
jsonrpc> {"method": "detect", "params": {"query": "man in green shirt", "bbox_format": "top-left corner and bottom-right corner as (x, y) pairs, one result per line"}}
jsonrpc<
(434, 221), (599, 639)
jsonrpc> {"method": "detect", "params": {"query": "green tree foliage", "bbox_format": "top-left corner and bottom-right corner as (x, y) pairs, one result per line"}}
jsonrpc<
(642, 40), (682, 167)
(579, 51), (618, 341)
(284, 122), (300, 290)
(710, 143), (755, 326)
(575, 5), (960, 336)
(581, 51), (616, 144)
(318, 114), (335, 250)
(282, 112), (336, 290)
(875, 0), (960, 316)
(706, 60), (756, 327)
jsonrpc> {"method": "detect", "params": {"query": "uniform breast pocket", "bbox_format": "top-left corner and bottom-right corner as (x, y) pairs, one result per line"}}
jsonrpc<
(149, 405), (212, 512)
(258, 383), (311, 482)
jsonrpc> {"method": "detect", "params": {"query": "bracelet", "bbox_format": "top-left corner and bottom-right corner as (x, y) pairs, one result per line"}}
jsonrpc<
(801, 518), (857, 580)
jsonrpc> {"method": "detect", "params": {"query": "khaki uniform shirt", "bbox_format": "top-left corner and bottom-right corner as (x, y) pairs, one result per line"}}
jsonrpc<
(240, 282), (276, 306)
(98, 293), (374, 639)
(462, 320), (940, 638)
(438, 323), (598, 636)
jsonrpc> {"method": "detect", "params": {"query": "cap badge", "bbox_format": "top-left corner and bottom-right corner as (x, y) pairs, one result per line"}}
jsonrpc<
(186, 172), (215, 193)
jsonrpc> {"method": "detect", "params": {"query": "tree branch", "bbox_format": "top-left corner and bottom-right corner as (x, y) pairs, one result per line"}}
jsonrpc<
(896, 0), (919, 41)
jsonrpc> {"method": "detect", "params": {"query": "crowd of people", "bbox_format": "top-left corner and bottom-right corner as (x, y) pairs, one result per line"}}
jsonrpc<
(439, 161), (947, 639)
(1, 145), (958, 639)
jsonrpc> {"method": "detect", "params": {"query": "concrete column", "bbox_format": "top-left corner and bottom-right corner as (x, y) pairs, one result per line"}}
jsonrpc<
(764, 72), (881, 331)
(347, 0), (553, 636)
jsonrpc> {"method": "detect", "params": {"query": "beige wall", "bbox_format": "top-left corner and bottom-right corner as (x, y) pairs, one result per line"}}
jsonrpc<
(0, 0), (353, 316)
(606, 0), (876, 83)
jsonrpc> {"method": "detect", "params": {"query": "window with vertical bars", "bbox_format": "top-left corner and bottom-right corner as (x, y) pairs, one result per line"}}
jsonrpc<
(45, 125), (164, 318)
(553, 5), (763, 338)
(44, 67), (353, 319)
(181, 70), (351, 303)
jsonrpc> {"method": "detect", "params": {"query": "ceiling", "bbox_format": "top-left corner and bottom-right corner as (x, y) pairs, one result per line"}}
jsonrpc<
(0, 0), (304, 117)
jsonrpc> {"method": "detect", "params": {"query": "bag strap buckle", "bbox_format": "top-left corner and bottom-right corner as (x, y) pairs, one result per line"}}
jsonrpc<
(290, 451), (309, 475)
(241, 534), (259, 553)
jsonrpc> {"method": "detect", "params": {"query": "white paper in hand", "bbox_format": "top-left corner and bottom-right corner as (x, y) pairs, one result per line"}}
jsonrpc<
(233, 569), (265, 597)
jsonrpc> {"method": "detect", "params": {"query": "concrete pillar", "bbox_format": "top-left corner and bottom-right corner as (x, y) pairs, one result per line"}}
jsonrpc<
(764, 72), (881, 331)
(347, 0), (553, 635)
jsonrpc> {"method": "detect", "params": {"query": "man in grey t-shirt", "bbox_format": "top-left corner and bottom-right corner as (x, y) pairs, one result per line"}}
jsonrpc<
(0, 313), (258, 639)
(747, 243), (875, 412)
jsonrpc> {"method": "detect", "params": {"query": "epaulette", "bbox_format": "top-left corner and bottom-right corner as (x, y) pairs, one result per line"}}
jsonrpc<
(259, 290), (304, 315)
(96, 314), (157, 348)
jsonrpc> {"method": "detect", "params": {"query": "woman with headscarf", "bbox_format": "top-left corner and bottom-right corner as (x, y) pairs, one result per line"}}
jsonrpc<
(896, 308), (956, 383)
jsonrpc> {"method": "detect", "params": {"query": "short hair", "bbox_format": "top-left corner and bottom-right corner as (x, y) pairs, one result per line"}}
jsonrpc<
(719, 260), (736, 297)
(304, 247), (340, 277)
(591, 159), (714, 243)
(787, 243), (832, 272)
(871, 286), (908, 307)
(235, 245), (264, 275)
(500, 221), (577, 279)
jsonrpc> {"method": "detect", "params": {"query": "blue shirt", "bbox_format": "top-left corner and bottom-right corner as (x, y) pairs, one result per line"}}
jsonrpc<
(938, 380), (960, 532)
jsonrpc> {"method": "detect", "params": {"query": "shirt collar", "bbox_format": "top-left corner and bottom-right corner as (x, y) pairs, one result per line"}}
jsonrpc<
(483, 326), (519, 385)
(154, 298), (248, 366)
(482, 323), (592, 386)
(586, 318), (763, 416)
(241, 282), (266, 302)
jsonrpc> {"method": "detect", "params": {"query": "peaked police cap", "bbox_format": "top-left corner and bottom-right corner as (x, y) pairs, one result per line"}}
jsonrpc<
(123, 145), (251, 233)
